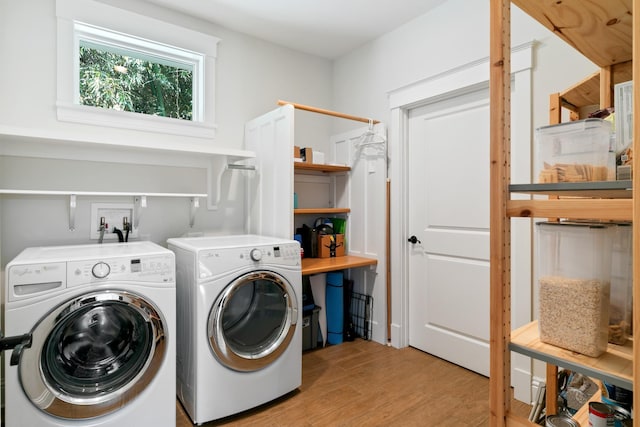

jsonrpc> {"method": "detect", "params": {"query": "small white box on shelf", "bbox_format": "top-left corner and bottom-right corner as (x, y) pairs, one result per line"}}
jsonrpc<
(312, 151), (325, 164)
(535, 118), (613, 183)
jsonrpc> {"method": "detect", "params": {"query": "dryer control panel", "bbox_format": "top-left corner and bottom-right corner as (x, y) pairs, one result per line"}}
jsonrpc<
(240, 243), (300, 263)
(197, 242), (301, 279)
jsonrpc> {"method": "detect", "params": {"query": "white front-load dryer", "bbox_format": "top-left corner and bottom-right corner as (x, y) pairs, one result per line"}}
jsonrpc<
(167, 234), (302, 424)
(3, 241), (176, 427)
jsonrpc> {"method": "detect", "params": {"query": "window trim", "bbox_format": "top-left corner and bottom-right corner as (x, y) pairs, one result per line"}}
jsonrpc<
(76, 22), (203, 122)
(56, 0), (220, 139)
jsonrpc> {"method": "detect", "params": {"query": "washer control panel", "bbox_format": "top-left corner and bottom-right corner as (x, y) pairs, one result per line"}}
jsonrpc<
(7, 262), (67, 302)
(67, 254), (175, 287)
(7, 254), (174, 301)
(91, 261), (111, 278)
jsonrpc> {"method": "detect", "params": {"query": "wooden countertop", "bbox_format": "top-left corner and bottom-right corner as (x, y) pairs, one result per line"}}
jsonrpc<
(301, 255), (377, 275)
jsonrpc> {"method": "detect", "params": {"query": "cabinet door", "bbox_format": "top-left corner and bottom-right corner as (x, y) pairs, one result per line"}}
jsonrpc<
(244, 104), (294, 239)
(331, 124), (387, 258)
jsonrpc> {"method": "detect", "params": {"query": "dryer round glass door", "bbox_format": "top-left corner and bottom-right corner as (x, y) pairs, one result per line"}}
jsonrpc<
(18, 290), (167, 419)
(208, 270), (299, 371)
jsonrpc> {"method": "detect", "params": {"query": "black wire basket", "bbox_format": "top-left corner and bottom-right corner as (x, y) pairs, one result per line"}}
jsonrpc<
(348, 291), (373, 341)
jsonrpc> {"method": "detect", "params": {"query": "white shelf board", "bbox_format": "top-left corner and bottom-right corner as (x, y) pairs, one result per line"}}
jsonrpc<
(0, 125), (255, 166)
(0, 189), (207, 198)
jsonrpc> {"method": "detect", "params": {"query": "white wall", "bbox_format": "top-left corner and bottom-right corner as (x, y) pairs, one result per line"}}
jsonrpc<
(332, 1), (597, 133)
(0, 0), (334, 265)
(330, 0), (599, 376)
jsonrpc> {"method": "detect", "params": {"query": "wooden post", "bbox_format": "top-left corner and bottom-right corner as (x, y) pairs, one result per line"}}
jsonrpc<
(632, 0), (640, 422)
(549, 93), (561, 125)
(545, 364), (558, 416)
(489, 0), (511, 425)
(277, 100), (380, 124)
(600, 65), (612, 109)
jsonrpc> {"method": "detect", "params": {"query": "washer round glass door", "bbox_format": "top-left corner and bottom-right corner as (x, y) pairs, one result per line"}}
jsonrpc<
(208, 270), (298, 372)
(19, 290), (167, 419)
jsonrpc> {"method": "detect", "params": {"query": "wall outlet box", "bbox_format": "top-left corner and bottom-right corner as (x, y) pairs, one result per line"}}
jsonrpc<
(90, 203), (138, 240)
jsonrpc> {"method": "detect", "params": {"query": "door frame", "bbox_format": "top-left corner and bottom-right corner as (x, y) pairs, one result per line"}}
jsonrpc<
(387, 41), (535, 401)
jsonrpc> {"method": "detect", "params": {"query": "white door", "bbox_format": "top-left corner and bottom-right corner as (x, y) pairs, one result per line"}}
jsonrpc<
(407, 85), (491, 376)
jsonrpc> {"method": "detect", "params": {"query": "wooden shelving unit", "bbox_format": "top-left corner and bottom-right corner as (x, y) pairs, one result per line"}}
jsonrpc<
(293, 162), (351, 216)
(490, 1), (638, 426)
(294, 161), (377, 276)
(552, 62), (632, 121)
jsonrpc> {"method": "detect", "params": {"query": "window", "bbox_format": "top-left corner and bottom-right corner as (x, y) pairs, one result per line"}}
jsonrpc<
(56, 0), (220, 139)
(77, 23), (199, 121)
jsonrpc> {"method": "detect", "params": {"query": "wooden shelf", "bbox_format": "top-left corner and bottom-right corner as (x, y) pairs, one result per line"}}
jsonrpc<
(507, 199), (632, 221)
(507, 182), (633, 221)
(510, 321), (633, 390)
(511, 1), (632, 68)
(559, 62), (632, 111)
(294, 162), (350, 215)
(294, 162), (350, 173)
(294, 208), (350, 215)
(504, 401), (594, 427)
(301, 255), (377, 275)
(510, 180), (632, 198)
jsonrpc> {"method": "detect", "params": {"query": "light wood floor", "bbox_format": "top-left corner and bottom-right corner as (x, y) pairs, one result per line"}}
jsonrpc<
(176, 339), (531, 426)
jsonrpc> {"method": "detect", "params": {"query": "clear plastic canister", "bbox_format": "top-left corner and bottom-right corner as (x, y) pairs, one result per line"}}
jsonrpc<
(609, 223), (632, 345)
(536, 221), (615, 357)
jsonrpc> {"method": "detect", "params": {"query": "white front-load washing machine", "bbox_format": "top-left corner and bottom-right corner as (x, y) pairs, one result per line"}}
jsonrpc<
(3, 241), (176, 427)
(167, 234), (302, 424)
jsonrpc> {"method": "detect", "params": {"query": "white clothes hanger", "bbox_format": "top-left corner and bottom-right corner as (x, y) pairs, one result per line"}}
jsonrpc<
(354, 119), (386, 154)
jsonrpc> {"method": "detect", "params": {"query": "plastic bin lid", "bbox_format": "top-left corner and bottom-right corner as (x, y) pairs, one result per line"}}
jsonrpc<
(535, 117), (610, 132)
(536, 221), (612, 229)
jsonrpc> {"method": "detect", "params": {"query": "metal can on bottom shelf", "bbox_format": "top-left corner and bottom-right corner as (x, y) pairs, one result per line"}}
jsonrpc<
(545, 415), (580, 427)
(604, 402), (632, 427)
(589, 401), (615, 426)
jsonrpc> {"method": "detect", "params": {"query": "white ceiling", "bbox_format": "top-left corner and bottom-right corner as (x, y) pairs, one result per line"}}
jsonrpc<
(142, 0), (447, 59)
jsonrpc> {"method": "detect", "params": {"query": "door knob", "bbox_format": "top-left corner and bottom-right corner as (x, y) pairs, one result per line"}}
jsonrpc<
(407, 235), (421, 244)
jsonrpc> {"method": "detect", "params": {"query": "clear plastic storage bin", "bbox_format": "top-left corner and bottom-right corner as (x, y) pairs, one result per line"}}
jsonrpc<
(609, 223), (633, 345)
(536, 221), (614, 357)
(536, 118), (613, 183)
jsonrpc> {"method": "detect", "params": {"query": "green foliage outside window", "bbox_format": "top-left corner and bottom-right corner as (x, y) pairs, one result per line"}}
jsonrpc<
(79, 46), (193, 120)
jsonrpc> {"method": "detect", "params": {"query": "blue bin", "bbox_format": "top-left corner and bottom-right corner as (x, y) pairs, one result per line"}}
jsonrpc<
(326, 272), (344, 345)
